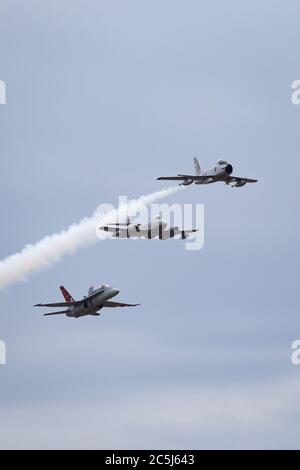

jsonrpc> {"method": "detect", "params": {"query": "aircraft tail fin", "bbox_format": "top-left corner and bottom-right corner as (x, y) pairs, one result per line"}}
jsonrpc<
(88, 285), (94, 296)
(193, 157), (201, 175)
(60, 285), (75, 302)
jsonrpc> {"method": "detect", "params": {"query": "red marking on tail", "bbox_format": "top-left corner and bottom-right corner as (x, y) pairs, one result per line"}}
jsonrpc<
(60, 285), (75, 302)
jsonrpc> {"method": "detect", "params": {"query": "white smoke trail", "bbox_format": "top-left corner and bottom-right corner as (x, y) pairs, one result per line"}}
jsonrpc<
(0, 186), (182, 289)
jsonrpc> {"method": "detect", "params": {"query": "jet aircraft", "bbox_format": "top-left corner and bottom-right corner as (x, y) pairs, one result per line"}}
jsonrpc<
(35, 284), (140, 317)
(157, 158), (258, 187)
(99, 215), (198, 240)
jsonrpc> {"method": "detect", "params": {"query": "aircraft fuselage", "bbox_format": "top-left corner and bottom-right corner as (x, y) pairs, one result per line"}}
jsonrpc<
(194, 163), (233, 184)
(67, 286), (119, 317)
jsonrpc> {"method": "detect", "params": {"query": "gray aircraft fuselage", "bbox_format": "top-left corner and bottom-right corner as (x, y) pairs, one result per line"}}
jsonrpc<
(67, 285), (119, 317)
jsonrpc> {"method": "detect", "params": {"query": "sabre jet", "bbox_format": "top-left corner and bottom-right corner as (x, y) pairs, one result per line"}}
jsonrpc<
(99, 215), (198, 240)
(35, 284), (140, 317)
(157, 158), (258, 187)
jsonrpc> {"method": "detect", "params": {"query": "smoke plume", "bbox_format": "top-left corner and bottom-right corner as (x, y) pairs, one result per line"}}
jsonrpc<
(0, 186), (182, 289)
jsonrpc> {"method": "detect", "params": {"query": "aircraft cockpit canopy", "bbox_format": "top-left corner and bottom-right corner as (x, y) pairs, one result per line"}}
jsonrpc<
(216, 159), (228, 165)
(100, 283), (110, 289)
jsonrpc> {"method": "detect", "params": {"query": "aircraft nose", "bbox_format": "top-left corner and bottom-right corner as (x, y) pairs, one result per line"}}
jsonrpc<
(225, 164), (233, 175)
(112, 288), (120, 296)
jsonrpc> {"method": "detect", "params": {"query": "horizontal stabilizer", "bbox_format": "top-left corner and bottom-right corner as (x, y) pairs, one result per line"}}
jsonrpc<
(43, 310), (68, 316)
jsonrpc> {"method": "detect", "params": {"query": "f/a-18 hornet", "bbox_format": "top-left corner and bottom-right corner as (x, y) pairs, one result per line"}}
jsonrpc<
(157, 158), (258, 187)
(99, 215), (198, 240)
(35, 284), (140, 317)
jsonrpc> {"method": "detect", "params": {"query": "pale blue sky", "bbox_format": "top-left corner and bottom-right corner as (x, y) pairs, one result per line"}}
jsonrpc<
(0, 0), (300, 449)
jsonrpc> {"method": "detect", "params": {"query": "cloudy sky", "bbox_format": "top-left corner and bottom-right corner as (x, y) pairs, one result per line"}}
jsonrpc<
(0, 0), (300, 449)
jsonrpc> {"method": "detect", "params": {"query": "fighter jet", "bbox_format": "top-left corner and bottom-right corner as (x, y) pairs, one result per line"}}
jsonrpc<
(99, 215), (198, 240)
(35, 284), (140, 317)
(157, 158), (258, 187)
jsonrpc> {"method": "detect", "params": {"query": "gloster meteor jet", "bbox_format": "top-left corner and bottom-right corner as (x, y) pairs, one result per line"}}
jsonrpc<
(157, 158), (258, 187)
(35, 284), (140, 317)
(99, 215), (198, 240)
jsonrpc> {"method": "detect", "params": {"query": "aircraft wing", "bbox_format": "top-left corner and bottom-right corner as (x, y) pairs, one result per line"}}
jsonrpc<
(180, 229), (198, 240)
(182, 229), (198, 233)
(157, 176), (191, 181)
(34, 301), (81, 307)
(157, 174), (216, 181)
(103, 300), (140, 308)
(99, 226), (129, 235)
(103, 223), (130, 226)
(228, 176), (258, 183)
